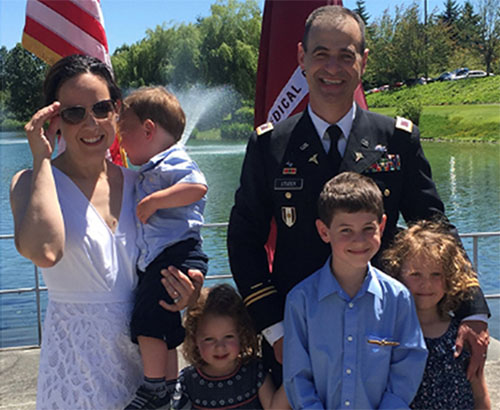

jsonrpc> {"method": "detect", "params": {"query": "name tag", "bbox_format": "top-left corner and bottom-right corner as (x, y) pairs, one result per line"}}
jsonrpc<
(274, 178), (303, 190)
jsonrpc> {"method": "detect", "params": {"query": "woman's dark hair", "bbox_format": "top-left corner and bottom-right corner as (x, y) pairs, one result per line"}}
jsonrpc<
(43, 54), (121, 105)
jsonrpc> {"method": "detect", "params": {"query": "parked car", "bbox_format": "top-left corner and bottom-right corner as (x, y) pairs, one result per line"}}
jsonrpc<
(405, 77), (427, 86)
(435, 71), (452, 81)
(434, 68), (469, 81)
(451, 67), (470, 80)
(467, 70), (494, 78)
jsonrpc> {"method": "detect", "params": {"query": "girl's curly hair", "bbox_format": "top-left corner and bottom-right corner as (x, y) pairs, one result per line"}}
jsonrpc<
(182, 283), (258, 368)
(381, 220), (479, 317)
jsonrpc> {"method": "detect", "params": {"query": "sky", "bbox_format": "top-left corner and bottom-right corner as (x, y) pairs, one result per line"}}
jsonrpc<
(1, 0), (469, 54)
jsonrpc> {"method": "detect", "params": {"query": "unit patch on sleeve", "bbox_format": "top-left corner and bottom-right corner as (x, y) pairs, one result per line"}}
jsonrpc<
(256, 122), (274, 136)
(395, 116), (413, 133)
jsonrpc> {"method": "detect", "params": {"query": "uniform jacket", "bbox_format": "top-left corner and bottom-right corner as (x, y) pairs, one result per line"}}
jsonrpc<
(227, 106), (489, 332)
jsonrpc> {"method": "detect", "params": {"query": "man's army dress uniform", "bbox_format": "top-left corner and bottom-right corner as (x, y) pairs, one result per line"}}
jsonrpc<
(227, 105), (489, 334)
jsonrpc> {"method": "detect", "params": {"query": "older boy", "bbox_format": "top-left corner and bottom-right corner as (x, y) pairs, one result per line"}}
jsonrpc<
(119, 87), (208, 409)
(283, 172), (427, 409)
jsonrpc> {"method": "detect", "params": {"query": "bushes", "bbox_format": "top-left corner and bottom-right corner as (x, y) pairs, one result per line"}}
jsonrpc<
(366, 76), (500, 108)
(395, 99), (422, 125)
(0, 118), (24, 131)
(220, 104), (254, 140)
(233, 106), (254, 124)
(220, 121), (253, 140)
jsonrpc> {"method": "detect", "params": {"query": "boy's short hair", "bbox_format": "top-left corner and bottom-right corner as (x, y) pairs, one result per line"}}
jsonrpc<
(123, 86), (186, 142)
(317, 171), (384, 226)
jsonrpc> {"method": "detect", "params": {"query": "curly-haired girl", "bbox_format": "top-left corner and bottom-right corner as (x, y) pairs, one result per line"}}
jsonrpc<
(382, 220), (490, 410)
(171, 283), (289, 409)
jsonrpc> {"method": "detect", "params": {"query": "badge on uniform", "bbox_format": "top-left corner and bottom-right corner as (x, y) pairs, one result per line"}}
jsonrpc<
(366, 154), (401, 173)
(282, 167), (297, 175)
(308, 153), (319, 165)
(354, 152), (364, 162)
(281, 206), (296, 227)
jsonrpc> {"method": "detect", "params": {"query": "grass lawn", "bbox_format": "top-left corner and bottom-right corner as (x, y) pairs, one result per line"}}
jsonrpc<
(371, 104), (500, 142)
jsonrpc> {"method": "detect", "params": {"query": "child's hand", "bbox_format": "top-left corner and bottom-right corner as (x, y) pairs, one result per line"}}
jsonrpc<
(136, 194), (157, 224)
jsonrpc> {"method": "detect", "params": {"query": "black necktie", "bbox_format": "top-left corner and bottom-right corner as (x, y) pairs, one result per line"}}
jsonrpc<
(326, 124), (343, 172)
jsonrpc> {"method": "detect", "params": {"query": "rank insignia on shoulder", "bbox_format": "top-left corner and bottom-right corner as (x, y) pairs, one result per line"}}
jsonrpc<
(256, 122), (274, 135)
(395, 116), (413, 133)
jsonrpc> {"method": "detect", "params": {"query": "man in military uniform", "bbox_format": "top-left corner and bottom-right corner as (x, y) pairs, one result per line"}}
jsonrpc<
(227, 5), (489, 385)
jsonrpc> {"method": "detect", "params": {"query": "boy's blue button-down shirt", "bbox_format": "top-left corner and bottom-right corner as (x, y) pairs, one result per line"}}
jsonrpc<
(135, 144), (206, 271)
(284, 259), (427, 410)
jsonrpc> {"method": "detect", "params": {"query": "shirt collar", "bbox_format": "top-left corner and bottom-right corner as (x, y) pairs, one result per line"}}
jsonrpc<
(317, 258), (383, 302)
(308, 103), (356, 141)
(139, 143), (182, 172)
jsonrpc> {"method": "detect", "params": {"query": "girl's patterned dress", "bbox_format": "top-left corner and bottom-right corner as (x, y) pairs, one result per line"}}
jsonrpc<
(411, 318), (474, 409)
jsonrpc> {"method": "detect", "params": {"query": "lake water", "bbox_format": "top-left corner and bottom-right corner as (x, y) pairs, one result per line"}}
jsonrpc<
(1, 131), (499, 347)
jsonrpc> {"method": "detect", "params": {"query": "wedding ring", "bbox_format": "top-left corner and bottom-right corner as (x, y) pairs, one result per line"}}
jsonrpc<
(173, 296), (181, 304)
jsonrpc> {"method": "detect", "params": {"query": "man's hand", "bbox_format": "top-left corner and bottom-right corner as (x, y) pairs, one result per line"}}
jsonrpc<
(273, 337), (284, 364)
(455, 320), (489, 380)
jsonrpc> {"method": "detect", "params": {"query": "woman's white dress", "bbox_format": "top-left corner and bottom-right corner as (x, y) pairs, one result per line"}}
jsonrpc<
(36, 166), (143, 410)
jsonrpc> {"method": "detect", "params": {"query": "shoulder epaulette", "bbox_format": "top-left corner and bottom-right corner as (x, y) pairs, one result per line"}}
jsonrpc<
(256, 122), (274, 136)
(395, 116), (413, 133)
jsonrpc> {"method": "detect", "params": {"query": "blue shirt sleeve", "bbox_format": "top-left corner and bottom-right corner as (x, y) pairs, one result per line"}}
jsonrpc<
(283, 288), (325, 409)
(156, 149), (207, 188)
(378, 290), (428, 409)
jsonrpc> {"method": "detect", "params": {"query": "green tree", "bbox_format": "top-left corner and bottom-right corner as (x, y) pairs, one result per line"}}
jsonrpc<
(169, 24), (202, 88)
(1, 46), (8, 122)
(476, 0), (500, 74)
(440, 0), (461, 25)
(112, 24), (178, 89)
(4, 44), (46, 121)
(425, 15), (455, 76)
(363, 9), (399, 88)
(353, 0), (370, 26)
(197, 0), (261, 100)
(392, 4), (427, 80)
(456, 1), (480, 48)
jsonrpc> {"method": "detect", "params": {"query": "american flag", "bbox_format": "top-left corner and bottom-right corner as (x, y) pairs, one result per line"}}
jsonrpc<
(22, 0), (111, 67)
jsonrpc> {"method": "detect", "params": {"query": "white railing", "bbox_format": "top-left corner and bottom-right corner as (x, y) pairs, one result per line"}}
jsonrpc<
(1, 226), (499, 349)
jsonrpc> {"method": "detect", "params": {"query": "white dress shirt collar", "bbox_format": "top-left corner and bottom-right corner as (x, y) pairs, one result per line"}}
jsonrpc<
(308, 103), (356, 154)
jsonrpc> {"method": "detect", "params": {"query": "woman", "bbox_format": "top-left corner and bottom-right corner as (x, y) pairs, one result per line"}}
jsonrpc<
(10, 55), (203, 410)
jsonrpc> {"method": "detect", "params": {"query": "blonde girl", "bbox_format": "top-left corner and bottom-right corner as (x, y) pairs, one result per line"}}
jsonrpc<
(383, 220), (490, 410)
(171, 284), (289, 409)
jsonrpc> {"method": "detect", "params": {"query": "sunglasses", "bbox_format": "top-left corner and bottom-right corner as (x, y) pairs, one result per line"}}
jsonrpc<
(59, 99), (116, 125)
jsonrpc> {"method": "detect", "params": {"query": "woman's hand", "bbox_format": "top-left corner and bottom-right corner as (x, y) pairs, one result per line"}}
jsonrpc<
(24, 102), (61, 162)
(159, 266), (204, 312)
